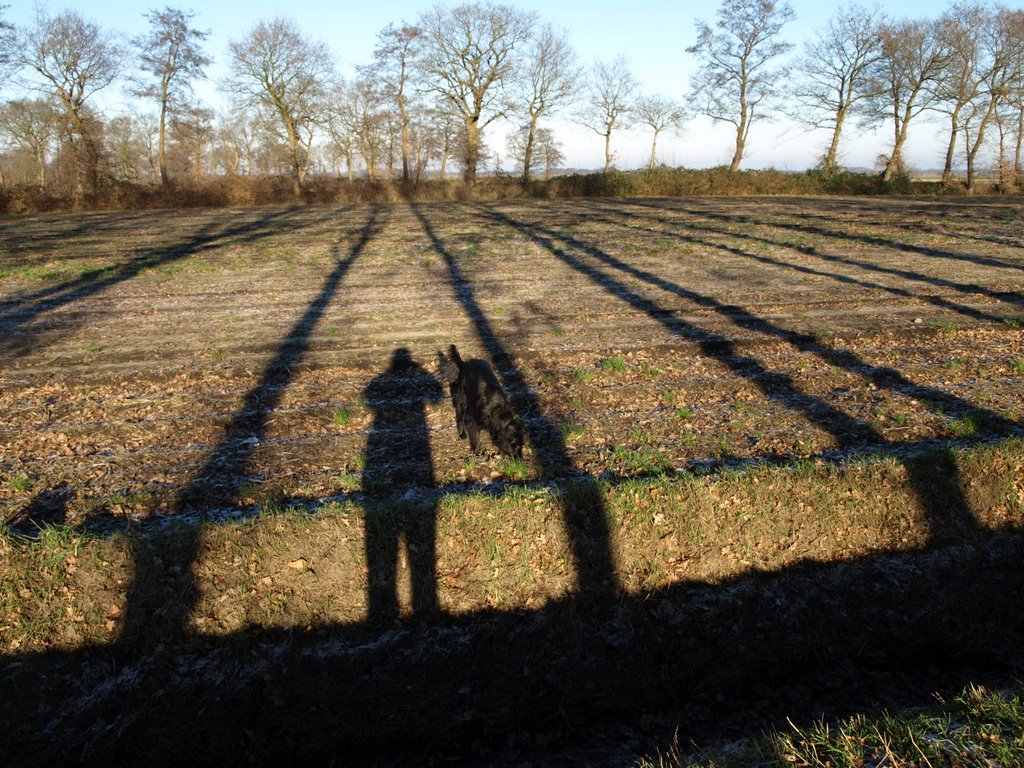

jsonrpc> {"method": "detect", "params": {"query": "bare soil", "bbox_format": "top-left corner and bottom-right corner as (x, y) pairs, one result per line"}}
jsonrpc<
(2, 196), (1024, 765)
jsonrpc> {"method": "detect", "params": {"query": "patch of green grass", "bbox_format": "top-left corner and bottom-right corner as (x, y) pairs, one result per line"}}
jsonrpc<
(560, 420), (585, 440)
(500, 456), (530, 481)
(1003, 317), (1021, 327)
(575, 368), (594, 384)
(8, 476), (31, 493)
(949, 411), (987, 438)
(943, 355), (967, 369)
(85, 344), (102, 354)
(332, 407), (351, 427)
(928, 319), (958, 332)
(599, 356), (627, 373)
(1012, 358), (1024, 375)
(674, 406), (696, 420)
(612, 445), (673, 476)
(630, 428), (653, 444)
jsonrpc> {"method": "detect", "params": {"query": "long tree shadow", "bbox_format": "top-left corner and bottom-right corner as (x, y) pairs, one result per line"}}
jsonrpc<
(480, 205), (1002, 545)
(117, 206), (382, 648)
(362, 347), (444, 625)
(0, 206), (327, 358)
(635, 196), (1024, 274)
(590, 198), (1024, 323)
(410, 202), (620, 604)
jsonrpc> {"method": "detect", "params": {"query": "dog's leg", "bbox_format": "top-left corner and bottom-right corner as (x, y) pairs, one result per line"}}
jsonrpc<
(467, 419), (481, 454)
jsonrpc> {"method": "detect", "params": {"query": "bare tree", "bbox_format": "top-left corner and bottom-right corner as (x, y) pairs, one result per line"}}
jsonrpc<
(106, 114), (149, 181)
(1009, 15), (1024, 180)
(634, 94), (688, 168)
(0, 4), (15, 88)
(16, 8), (124, 198)
(132, 7), (211, 186)
(323, 82), (358, 180)
(364, 23), (422, 183)
(416, 2), (535, 188)
(507, 124), (563, 178)
(790, 3), (887, 173)
(865, 18), (949, 181)
(933, 2), (987, 185)
(687, 0), (795, 172)
(576, 55), (639, 173)
(513, 23), (580, 183)
(226, 17), (334, 198)
(423, 100), (461, 180)
(0, 98), (57, 184)
(958, 6), (1024, 192)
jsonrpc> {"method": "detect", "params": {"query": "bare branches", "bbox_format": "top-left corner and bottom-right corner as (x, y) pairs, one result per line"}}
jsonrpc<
(634, 94), (688, 168)
(687, 0), (795, 171)
(790, 3), (887, 172)
(133, 7), (211, 185)
(416, 2), (535, 186)
(575, 55), (639, 173)
(225, 17), (335, 197)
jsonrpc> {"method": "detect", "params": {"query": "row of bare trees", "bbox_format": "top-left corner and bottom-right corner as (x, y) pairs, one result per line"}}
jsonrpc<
(0, 0), (1022, 200)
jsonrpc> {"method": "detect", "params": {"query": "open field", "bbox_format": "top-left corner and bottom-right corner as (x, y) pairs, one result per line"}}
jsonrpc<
(2, 196), (1024, 764)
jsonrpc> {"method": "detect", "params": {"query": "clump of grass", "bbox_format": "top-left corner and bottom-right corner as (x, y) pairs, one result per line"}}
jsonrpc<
(500, 456), (530, 481)
(928, 319), (958, 332)
(949, 411), (987, 438)
(612, 445), (673, 476)
(332, 407), (351, 427)
(599, 356), (627, 373)
(1012, 358), (1024, 375)
(674, 406), (696, 420)
(560, 419), (584, 440)
(7, 476), (31, 493)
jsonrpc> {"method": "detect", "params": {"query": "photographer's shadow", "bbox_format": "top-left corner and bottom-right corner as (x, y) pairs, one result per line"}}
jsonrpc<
(362, 348), (444, 625)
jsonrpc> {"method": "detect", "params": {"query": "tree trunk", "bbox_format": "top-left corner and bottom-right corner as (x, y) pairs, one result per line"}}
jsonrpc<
(158, 86), (169, 186)
(730, 120), (745, 172)
(823, 105), (847, 174)
(464, 118), (480, 188)
(941, 106), (963, 185)
(965, 97), (1000, 195)
(1015, 105), (1023, 178)
(883, 115), (908, 182)
(522, 118), (538, 184)
(648, 129), (660, 169)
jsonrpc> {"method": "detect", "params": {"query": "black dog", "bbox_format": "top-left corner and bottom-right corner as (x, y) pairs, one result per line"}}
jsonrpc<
(439, 345), (525, 458)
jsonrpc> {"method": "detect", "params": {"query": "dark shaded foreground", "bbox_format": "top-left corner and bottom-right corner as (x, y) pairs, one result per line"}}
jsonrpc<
(3, 528), (1022, 766)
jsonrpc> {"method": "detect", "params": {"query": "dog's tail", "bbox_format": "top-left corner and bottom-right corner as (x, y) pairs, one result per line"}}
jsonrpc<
(447, 344), (463, 369)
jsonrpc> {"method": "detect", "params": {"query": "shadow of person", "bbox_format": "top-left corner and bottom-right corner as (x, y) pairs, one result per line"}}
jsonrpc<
(362, 348), (444, 625)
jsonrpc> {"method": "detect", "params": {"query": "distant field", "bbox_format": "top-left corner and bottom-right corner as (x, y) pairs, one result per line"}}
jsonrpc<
(2, 196), (1024, 764)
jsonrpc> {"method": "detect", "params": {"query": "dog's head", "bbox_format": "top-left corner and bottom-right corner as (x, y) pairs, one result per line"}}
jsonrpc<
(495, 413), (525, 458)
(437, 349), (460, 385)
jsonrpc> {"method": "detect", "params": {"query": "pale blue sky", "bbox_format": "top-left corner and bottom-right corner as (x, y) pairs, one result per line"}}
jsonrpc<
(5, 0), (998, 171)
